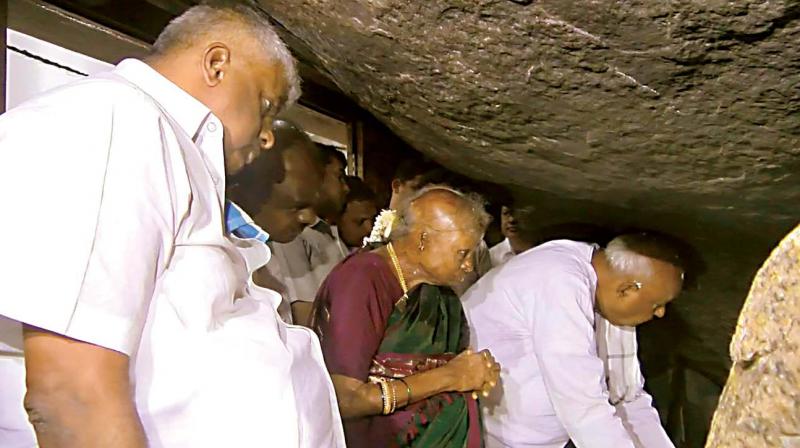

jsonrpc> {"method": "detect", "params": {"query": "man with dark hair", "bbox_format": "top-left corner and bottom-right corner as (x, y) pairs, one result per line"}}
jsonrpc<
(315, 144), (349, 221)
(227, 120), (323, 244)
(338, 176), (379, 250)
(268, 143), (350, 327)
(389, 157), (447, 209)
(489, 204), (538, 267)
(219, 119), (345, 446)
(465, 233), (683, 448)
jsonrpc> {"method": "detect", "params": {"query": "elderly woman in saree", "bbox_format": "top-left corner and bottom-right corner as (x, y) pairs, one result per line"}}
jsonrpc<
(311, 186), (501, 448)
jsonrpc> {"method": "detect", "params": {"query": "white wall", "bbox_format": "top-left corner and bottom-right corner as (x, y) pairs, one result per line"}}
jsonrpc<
(6, 28), (112, 110)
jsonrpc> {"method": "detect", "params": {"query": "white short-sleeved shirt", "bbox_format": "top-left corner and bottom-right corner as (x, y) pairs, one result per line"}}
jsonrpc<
(489, 238), (515, 268)
(0, 59), (344, 447)
(267, 220), (348, 304)
(463, 240), (671, 448)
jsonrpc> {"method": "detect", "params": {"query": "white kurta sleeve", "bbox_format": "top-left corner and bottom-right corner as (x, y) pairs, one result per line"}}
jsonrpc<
(530, 272), (637, 448)
(616, 388), (675, 448)
(0, 82), (177, 356)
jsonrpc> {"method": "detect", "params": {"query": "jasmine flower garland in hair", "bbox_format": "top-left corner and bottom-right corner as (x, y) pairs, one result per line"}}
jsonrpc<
(363, 209), (397, 246)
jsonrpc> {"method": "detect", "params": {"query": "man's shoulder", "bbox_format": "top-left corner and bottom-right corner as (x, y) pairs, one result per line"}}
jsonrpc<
(503, 240), (594, 278)
(489, 239), (509, 256)
(301, 221), (339, 245)
(8, 75), (164, 121)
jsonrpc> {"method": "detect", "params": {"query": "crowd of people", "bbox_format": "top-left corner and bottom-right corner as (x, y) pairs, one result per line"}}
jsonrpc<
(0, 2), (691, 448)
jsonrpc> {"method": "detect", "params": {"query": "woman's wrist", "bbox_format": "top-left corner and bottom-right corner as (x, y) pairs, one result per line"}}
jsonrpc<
(431, 363), (460, 393)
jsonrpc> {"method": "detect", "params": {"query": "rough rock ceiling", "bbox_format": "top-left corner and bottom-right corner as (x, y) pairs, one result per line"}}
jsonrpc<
(261, 0), (800, 235)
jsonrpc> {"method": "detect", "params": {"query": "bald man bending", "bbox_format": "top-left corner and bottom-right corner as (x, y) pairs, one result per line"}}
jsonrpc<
(464, 233), (684, 448)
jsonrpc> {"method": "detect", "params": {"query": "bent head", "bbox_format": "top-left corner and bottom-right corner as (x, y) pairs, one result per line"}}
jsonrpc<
(593, 233), (685, 326)
(227, 120), (322, 243)
(148, 1), (301, 174)
(391, 187), (491, 287)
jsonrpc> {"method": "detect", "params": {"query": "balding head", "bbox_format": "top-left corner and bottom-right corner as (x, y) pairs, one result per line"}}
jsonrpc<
(594, 233), (685, 326)
(228, 120), (324, 242)
(151, 0), (300, 108)
(390, 186), (491, 287)
(393, 186), (491, 238)
(146, 1), (300, 173)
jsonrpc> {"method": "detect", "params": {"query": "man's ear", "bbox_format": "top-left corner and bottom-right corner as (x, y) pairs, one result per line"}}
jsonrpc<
(260, 129), (275, 150)
(202, 43), (231, 87)
(391, 179), (402, 194)
(617, 280), (642, 298)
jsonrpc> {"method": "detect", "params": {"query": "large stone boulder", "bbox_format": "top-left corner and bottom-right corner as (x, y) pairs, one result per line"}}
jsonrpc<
(706, 224), (800, 447)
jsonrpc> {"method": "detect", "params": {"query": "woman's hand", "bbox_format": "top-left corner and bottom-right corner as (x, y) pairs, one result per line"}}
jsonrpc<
(332, 350), (501, 419)
(443, 349), (501, 396)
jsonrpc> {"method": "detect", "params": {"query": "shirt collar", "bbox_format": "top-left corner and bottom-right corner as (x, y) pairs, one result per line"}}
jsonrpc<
(112, 59), (214, 141)
(311, 219), (334, 238)
(225, 201), (270, 243)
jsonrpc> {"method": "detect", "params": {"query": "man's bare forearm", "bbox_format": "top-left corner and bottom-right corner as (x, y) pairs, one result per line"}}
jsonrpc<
(25, 388), (147, 448)
(23, 325), (147, 448)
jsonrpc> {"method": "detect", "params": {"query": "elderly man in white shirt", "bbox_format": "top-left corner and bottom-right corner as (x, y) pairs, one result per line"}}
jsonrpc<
(464, 234), (684, 448)
(0, 2), (343, 447)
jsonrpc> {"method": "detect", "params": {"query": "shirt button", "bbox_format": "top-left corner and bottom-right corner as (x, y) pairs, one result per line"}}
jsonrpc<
(207, 122), (218, 132)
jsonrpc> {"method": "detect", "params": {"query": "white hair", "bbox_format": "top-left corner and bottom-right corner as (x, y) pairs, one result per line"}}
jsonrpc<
(390, 185), (492, 239)
(152, 1), (301, 110)
(604, 236), (654, 277)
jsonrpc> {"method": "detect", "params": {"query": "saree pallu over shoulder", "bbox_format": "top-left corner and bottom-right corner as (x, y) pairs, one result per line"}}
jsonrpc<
(362, 284), (482, 448)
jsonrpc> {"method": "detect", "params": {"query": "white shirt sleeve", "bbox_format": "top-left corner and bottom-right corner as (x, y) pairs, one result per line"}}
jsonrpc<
(530, 273), (637, 448)
(615, 388), (675, 448)
(0, 83), (177, 356)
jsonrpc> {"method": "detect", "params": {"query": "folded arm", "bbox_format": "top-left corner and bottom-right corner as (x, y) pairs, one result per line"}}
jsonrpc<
(332, 349), (499, 419)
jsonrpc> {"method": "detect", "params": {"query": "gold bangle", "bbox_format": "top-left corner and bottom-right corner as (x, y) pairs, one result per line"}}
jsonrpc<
(377, 379), (388, 415)
(378, 378), (392, 415)
(398, 378), (412, 405)
(389, 380), (398, 414)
